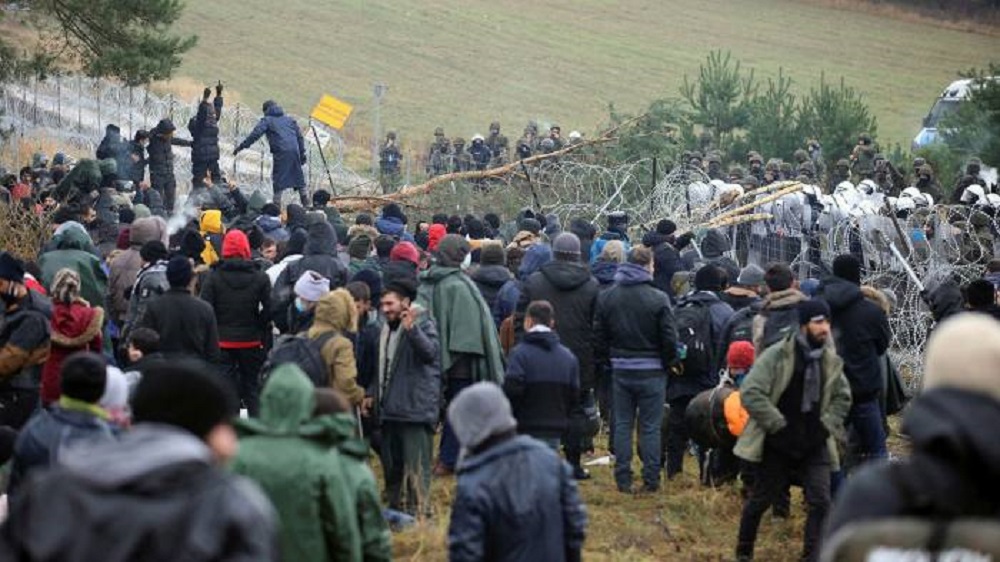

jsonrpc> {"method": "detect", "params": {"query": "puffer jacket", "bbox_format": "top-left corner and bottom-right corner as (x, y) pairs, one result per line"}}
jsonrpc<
(821, 277), (891, 402)
(517, 260), (599, 389)
(0, 290), (52, 393)
(7, 401), (116, 495)
(123, 260), (169, 338)
(95, 125), (131, 182)
(448, 435), (587, 562)
(232, 365), (391, 562)
(306, 290), (364, 405)
(376, 305), (441, 426)
(751, 288), (806, 353)
(470, 264), (512, 326)
(255, 214), (289, 243)
(38, 227), (108, 312)
(594, 262), (678, 374)
(2, 424), (278, 561)
(40, 300), (104, 405)
(188, 95), (223, 164)
(199, 259), (271, 344)
(271, 221), (347, 332)
(146, 124), (192, 180)
(107, 217), (168, 323)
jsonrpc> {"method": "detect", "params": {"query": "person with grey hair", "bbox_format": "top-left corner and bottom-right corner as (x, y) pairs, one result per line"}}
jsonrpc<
(447, 382), (587, 562)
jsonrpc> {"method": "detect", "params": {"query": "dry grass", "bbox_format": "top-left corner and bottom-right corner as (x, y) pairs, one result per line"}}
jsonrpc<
(803, 0), (1000, 36)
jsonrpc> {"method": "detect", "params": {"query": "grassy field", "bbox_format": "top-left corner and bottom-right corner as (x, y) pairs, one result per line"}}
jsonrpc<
(171, 0), (1000, 154)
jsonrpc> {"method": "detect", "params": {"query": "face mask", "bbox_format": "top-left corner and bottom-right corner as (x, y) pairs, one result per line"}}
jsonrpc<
(734, 373), (747, 387)
(294, 298), (307, 313)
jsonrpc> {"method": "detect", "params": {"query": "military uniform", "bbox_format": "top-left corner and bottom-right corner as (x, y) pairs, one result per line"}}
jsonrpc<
(828, 159), (852, 193)
(451, 138), (472, 173)
(426, 130), (451, 177)
(485, 122), (509, 167)
(851, 133), (876, 181)
(379, 132), (403, 191)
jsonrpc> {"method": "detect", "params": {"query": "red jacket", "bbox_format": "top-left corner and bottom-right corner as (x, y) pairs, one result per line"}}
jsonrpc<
(41, 301), (104, 405)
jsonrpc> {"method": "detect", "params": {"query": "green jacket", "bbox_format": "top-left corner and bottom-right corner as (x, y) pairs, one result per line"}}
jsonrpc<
(417, 265), (505, 383)
(38, 227), (108, 309)
(733, 333), (852, 469)
(231, 365), (391, 562)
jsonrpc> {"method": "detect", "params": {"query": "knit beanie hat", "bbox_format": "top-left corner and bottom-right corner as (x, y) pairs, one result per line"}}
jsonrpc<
(140, 240), (168, 263)
(833, 254), (862, 285)
(51, 268), (82, 304)
(737, 264), (765, 287)
(348, 235), (372, 260)
(166, 255), (194, 288)
(519, 218), (542, 236)
(798, 298), (831, 325)
(60, 352), (108, 404)
(727, 341), (755, 372)
(437, 234), (471, 268)
(132, 358), (236, 439)
(552, 232), (581, 261)
(294, 270), (330, 302)
(447, 382), (518, 452)
(221, 230), (251, 260)
(694, 264), (725, 292)
(132, 204), (152, 219)
(656, 219), (677, 236)
(0, 252), (24, 283)
(924, 313), (1000, 404)
(480, 242), (506, 267)
(389, 241), (421, 266)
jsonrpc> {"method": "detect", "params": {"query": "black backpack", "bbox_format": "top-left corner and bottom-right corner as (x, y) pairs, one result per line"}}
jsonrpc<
(726, 306), (756, 347)
(759, 307), (799, 351)
(259, 332), (335, 388)
(675, 296), (716, 377)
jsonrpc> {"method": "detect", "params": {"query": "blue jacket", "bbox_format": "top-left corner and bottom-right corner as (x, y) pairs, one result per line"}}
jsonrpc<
(504, 330), (580, 438)
(237, 104), (306, 190)
(8, 404), (116, 495)
(374, 216), (415, 243)
(255, 215), (290, 243)
(448, 435), (587, 562)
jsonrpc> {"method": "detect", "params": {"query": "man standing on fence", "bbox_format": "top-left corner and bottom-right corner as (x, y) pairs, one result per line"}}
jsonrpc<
(146, 118), (192, 214)
(189, 82), (225, 187)
(233, 100), (308, 208)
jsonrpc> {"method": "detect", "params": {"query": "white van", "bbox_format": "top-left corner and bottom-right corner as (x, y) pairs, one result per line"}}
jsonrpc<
(912, 77), (998, 151)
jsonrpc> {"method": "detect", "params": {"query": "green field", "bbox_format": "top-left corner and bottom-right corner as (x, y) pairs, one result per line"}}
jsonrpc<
(173, 0), (999, 155)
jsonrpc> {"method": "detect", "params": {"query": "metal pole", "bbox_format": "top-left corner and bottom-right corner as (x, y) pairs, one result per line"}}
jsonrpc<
(56, 74), (62, 128)
(311, 122), (338, 197)
(76, 76), (82, 133)
(372, 82), (386, 186)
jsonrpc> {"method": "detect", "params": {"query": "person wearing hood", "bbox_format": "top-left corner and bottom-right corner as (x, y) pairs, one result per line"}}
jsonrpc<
(470, 242), (512, 328)
(188, 83), (225, 186)
(107, 216), (168, 330)
(271, 221), (346, 332)
(734, 300), (851, 562)
(823, 314), (1000, 559)
(589, 211), (632, 264)
(447, 382), (587, 562)
(2, 359), (278, 560)
(254, 203), (289, 243)
(200, 230), (272, 416)
(234, 100), (308, 207)
(139, 256), (220, 364)
(592, 240), (625, 288)
(495, 243), (553, 337)
(39, 269), (104, 406)
(374, 279), (441, 517)
(0, 253), (52, 429)
(231, 364), (391, 561)
(417, 235), (506, 476)
(307, 289), (365, 406)
(594, 247), (678, 493)
(376, 203), (415, 243)
(146, 118), (192, 214)
(427, 223), (447, 252)
(384, 240), (421, 289)
(752, 263), (808, 353)
(644, 220), (683, 297)
(347, 234), (376, 277)
(38, 226), (107, 311)
(198, 209), (225, 267)
(820, 254), (890, 466)
(9, 352), (115, 496)
(514, 233), (598, 479)
(682, 228), (739, 284)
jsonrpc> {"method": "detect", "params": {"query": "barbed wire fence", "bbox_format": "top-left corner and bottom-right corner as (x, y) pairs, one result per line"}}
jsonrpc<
(0, 75), (371, 202)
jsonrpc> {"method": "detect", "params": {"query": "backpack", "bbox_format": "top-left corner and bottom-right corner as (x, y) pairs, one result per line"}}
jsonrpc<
(726, 306), (756, 347)
(674, 296), (716, 377)
(759, 307), (799, 351)
(259, 332), (336, 387)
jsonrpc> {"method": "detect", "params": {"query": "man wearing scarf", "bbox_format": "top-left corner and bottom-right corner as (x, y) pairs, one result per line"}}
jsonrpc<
(733, 299), (851, 562)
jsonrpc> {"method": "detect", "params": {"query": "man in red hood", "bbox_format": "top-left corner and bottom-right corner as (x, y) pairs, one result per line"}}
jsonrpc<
(200, 229), (272, 416)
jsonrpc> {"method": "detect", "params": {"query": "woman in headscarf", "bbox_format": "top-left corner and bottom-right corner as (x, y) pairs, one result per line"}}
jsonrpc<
(40, 268), (104, 405)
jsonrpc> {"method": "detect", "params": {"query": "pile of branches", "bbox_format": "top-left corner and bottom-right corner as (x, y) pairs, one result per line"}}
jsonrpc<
(0, 203), (52, 261)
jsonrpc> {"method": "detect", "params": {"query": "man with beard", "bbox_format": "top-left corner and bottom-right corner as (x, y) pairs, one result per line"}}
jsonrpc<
(734, 299), (851, 562)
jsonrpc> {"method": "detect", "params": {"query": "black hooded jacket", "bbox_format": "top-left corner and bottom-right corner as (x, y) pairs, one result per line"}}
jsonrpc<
(516, 260), (599, 389)
(643, 231), (683, 296)
(471, 265), (513, 321)
(188, 96), (223, 164)
(199, 259), (271, 343)
(270, 221), (346, 333)
(821, 277), (891, 401)
(826, 389), (1000, 537)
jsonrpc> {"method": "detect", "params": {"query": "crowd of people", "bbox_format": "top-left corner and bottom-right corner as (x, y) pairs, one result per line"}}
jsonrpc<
(0, 109), (998, 560)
